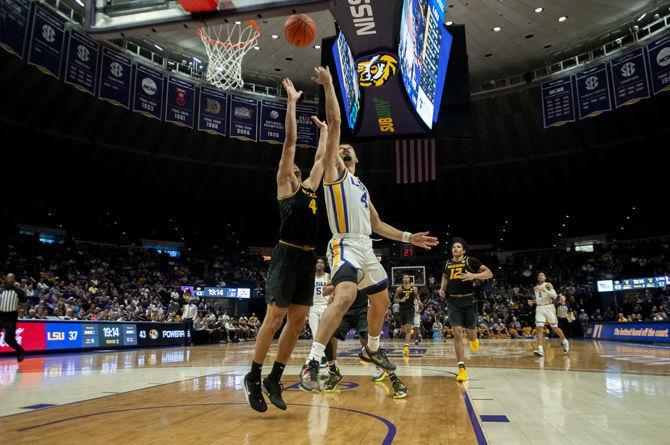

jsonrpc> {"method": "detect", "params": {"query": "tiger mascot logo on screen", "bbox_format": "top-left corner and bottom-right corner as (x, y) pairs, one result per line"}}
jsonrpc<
(357, 53), (398, 87)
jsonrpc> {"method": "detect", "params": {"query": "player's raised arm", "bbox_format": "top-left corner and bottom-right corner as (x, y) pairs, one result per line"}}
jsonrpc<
(311, 66), (345, 178)
(303, 116), (328, 190)
(277, 78), (302, 197)
(368, 199), (439, 249)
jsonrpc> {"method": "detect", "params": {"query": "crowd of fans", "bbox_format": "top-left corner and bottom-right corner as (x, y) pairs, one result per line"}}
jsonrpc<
(1, 232), (668, 344)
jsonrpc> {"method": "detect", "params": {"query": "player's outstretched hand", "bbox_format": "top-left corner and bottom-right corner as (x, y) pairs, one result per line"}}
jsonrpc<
(409, 232), (439, 250)
(311, 66), (333, 85)
(311, 116), (328, 132)
(283, 78), (303, 102)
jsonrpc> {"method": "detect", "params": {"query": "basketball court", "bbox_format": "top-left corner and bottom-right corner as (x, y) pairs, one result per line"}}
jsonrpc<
(1, 339), (669, 444)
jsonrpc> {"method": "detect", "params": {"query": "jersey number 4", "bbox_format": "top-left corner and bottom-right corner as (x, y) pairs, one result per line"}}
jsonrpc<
(449, 268), (463, 279)
(309, 199), (317, 215)
(360, 191), (368, 208)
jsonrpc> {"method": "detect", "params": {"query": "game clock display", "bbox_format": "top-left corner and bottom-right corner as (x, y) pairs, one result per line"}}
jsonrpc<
(98, 324), (137, 347)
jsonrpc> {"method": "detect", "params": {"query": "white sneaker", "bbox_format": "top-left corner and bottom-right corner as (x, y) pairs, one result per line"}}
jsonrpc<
(533, 347), (545, 357)
(562, 339), (570, 353)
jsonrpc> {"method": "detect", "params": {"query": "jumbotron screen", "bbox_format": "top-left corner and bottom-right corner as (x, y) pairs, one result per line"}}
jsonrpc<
(332, 30), (361, 130)
(398, 0), (453, 128)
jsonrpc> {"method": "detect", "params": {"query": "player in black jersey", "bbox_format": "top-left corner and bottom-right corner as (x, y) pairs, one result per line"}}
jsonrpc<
(438, 238), (492, 383)
(320, 282), (408, 398)
(394, 274), (418, 357)
(244, 78), (330, 413)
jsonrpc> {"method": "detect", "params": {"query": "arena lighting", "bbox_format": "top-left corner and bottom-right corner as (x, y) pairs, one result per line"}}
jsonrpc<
(253, 46), (260, 50)
(446, 21), (453, 25)
(313, 45), (321, 49)
(492, 26), (502, 32)
(271, 34), (279, 39)
(637, 13), (646, 21)
(154, 44), (163, 51)
(534, 7), (543, 13)
(558, 16), (567, 22)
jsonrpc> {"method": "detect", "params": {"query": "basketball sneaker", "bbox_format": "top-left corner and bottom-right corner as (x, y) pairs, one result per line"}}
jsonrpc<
(403, 345), (410, 356)
(534, 346), (545, 357)
(262, 377), (286, 410)
(243, 373), (268, 413)
(359, 347), (396, 371)
(323, 367), (343, 392)
(389, 374), (408, 399)
(456, 365), (468, 382)
(372, 368), (388, 382)
(469, 338), (479, 352)
(562, 339), (570, 353)
(299, 359), (322, 393)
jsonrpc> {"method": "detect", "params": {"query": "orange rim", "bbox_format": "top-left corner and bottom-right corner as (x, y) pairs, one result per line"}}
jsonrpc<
(196, 20), (260, 48)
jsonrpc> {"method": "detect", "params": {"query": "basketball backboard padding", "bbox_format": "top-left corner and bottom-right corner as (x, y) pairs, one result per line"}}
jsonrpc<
(179, 0), (218, 13)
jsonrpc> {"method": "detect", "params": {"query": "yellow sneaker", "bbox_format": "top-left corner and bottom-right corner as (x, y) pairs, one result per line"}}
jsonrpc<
(469, 338), (479, 352)
(456, 367), (468, 382)
(402, 345), (410, 357)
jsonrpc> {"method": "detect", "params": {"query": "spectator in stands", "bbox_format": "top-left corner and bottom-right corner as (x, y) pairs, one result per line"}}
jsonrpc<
(432, 319), (443, 337)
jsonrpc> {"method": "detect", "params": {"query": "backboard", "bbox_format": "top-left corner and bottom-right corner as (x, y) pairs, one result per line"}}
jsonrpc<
(85, 0), (333, 38)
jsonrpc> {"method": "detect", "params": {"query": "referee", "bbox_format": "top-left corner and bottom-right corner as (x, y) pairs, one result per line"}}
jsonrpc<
(1, 273), (27, 362)
(557, 295), (570, 338)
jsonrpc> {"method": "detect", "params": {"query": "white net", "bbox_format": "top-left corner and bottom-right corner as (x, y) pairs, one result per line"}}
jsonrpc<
(197, 20), (260, 90)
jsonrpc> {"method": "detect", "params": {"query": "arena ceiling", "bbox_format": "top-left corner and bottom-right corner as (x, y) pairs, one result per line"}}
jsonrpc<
(137, 0), (660, 90)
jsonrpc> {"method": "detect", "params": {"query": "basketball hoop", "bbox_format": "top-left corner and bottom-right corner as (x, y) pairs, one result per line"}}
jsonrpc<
(196, 20), (260, 90)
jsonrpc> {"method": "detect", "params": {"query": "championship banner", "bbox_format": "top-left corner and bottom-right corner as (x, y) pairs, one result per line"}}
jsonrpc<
(98, 47), (132, 108)
(0, 0), (31, 58)
(198, 86), (227, 136)
(64, 29), (99, 95)
(133, 62), (164, 120)
(575, 63), (612, 119)
(27, 5), (65, 78)
(540, 76), (575, 128)
(229, 94), (259, 141)
(610, 47), (651, 108)
(259, 99), (286, 144)
(646, 33), (670, 95)
(296, 103), (319, 148)
(165, 75), (195, 128)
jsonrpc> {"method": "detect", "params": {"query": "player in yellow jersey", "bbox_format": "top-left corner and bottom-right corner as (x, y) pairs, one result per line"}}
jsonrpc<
(299, 66), (438, 391)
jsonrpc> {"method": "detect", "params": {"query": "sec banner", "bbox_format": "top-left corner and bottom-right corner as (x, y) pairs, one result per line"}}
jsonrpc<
(259, 99), (286, 144)
(0, 0), (31, 58)
(296, 104), (318, 148)
(133, 62), (164, 120)
(541, 76), (575, 128)
(610, 48), (650, 108)
(230, 95), (259, 141)
(165, 75), (195, 128)
(27, 5), (66, 78)
(198, 86), (227, 136)
(647, 33), (670, 95)
(98, 47), (132, 108)
(65, 29), (99, 95)
(575, 63), (612, 119)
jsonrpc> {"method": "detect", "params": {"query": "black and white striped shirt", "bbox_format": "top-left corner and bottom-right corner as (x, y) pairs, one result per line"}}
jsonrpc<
(0, 286), (26, 312)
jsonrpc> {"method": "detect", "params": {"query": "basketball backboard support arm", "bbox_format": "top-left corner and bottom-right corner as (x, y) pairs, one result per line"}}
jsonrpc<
(85, 0), (333, 39)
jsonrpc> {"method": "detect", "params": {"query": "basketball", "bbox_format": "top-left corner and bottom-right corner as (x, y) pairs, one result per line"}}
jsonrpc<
(284, 14), (316, 48)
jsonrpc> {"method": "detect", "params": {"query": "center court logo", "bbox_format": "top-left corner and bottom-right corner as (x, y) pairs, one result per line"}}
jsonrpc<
(41, 25), (55, 43)
(76, 45), (90, 62)
(141, 77), (157, 95)
(110, 62), (124, 78)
